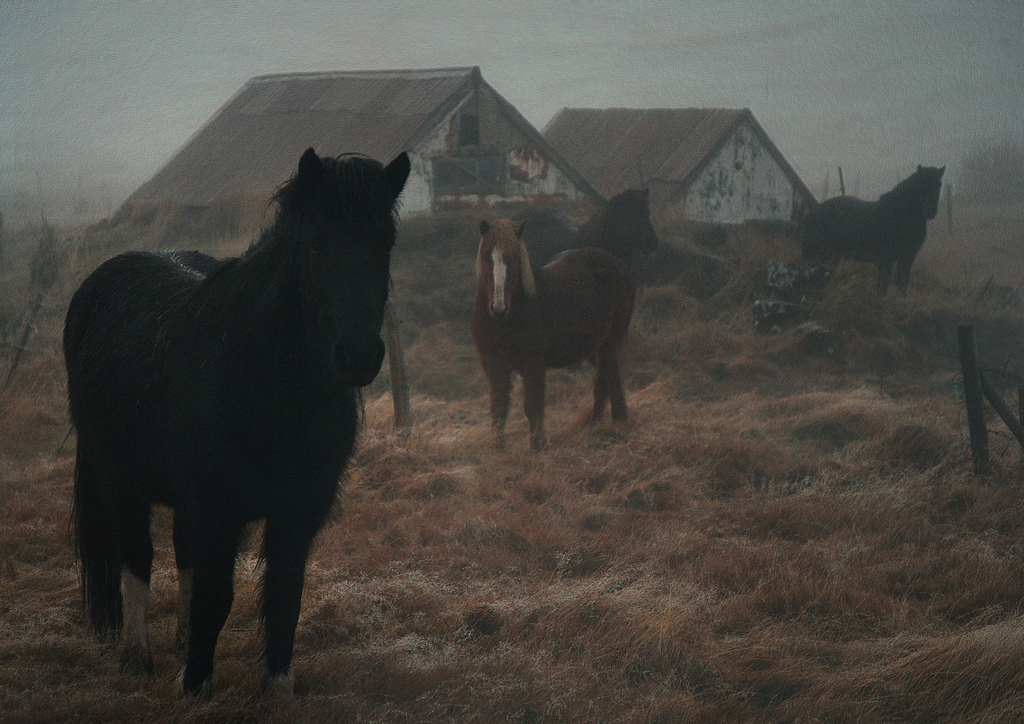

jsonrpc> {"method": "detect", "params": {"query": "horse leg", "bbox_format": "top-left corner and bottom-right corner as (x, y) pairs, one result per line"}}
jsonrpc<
(119, 499), (155, 676)
(172, 511), (194, 650)
(522, 364), (547, 451)
(482, 357), (512, 450)
(179, 522), (241, 698)
(592, 349), (627, 423)
(894, 256), (914, 294)
(261, 517), (320, 700)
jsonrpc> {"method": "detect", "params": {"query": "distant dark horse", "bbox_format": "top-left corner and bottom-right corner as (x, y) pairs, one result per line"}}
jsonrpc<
(64, 148), (410, 698)
(802, 165), (945, 292)
(471, 219), (636, 451)
(515, 187), (659, 267)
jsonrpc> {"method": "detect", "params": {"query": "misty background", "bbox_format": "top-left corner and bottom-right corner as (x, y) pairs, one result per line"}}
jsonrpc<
(1, 0), (1022, 224)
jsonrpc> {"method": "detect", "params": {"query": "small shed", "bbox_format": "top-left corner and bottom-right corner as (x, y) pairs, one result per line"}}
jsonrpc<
(127, 66), (601, 215)
(543, 108), (815, 224)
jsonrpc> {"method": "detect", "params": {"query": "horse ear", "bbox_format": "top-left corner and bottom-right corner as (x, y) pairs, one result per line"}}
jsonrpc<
(514, 221), (526, 238)
(480, 220), (490, 235)
(384, 152), (411, 202)
(298, 148), (322, 181)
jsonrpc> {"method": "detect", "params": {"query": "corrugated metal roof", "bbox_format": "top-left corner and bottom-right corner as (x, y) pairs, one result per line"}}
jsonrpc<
(543, 107), (812, 204)
(130, 67), (478, 205)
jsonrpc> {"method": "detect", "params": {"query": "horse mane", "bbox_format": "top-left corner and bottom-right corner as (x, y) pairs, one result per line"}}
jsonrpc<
(231, 152), (403, 288)
(878, 165), (945, 210)
(477, 219), (536, 297)
(577, 188), (649, 246)
(271, 153), (402, 226)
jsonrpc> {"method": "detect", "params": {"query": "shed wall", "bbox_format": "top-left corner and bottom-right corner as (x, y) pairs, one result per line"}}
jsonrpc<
(682, 122), (794, 223)
(403, 86), (590, 213)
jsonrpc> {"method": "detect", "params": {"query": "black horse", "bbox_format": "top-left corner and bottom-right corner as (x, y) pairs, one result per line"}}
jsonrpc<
(802, 165), (945, 292)
(516, 187), (659, 267)
(64, 148), (410, 698)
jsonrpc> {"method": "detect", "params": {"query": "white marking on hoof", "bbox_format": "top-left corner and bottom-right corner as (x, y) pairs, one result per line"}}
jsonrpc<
(119, 570), (153, 675)
(176, 568), (193, 649)
(268, 670), (294, 700)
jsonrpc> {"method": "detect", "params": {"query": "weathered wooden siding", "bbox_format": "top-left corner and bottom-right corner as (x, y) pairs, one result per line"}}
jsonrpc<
(683, 121), (794, 223)
(402, 86), (590, 214)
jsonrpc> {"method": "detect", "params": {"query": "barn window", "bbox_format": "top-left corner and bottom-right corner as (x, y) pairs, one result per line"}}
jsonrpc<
(458, 113), (480, 146)
(432, 155), (504, 195)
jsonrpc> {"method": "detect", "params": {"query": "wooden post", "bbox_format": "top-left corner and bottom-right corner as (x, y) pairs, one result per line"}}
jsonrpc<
(838, 166), (846, 197)
(958, 325), (989, 474)
(383, 298), (411, 429)
(2, 291), (44, 390)
(980, 374), (1024, 448)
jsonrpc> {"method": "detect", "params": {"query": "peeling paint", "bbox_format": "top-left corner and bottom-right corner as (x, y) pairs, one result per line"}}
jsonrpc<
(508, 145), (549, 182)
(684, 122), (794, 223)
(397, 86), (594, 215)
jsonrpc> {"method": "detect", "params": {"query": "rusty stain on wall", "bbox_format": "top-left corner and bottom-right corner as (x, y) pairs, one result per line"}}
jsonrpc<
(508, 145), (550, 182)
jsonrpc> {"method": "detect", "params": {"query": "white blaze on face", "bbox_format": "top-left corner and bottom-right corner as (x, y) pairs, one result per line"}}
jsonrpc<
(490, 246), (508, 314)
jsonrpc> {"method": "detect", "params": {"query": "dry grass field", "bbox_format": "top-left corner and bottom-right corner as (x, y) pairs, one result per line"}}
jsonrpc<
(1, 199), (1024, 722)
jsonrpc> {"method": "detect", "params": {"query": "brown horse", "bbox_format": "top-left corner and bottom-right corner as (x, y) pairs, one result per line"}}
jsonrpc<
(471, 218), (636, 450)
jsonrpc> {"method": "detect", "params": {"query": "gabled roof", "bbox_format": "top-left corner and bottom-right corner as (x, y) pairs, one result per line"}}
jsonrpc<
(543, 107), (814, 204)
(130, 67), (482, 206)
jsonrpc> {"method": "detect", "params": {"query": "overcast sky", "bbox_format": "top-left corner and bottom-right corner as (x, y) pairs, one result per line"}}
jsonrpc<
(1, 0), (1021, 220)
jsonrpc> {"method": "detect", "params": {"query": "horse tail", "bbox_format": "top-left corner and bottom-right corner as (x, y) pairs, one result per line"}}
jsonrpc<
(72, 445), (122, 635)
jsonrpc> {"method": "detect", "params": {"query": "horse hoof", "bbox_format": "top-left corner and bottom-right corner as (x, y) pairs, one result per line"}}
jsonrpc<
(266, 670), (294, 700)
(175, 667), (213, 700)
(119, 643), (154, 676)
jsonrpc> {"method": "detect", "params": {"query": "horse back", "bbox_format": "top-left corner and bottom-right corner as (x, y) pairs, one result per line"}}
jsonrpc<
(517, 207), (579, 267)
(65, 251), (216, 372)
(802, 196), (882, 263)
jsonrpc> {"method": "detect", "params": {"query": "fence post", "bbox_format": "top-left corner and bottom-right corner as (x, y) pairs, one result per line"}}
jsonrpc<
(2, 291), (44, 390)
(383, 298), (411, 430)
(958, 325), (989, 475)
(980, 374), (1024, 448)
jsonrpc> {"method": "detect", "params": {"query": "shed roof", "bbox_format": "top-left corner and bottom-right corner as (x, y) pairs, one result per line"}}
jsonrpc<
(130, 67), (482, 206)
(543, 107), (813, 204)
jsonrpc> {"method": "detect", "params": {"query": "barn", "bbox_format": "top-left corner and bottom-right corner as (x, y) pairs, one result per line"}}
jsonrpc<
(543, 107), (815, 224)
(128, 66), (602, 215)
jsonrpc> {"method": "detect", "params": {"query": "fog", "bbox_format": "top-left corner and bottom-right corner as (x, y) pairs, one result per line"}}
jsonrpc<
(1, 0), (1021, 222)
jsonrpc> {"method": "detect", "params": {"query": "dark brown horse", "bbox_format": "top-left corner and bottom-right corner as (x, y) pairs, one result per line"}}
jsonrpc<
(471, 218), (636, 450)
(515, 188), (659, 267)
(802, 165), (945, 292)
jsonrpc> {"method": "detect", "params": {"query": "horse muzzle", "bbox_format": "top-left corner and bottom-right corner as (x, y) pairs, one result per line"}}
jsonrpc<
(332, 334), (386, 386)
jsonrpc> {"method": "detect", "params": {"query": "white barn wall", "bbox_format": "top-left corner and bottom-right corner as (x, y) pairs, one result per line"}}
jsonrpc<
(403, 86), (595, 213)
(683, 122), (795, 223)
